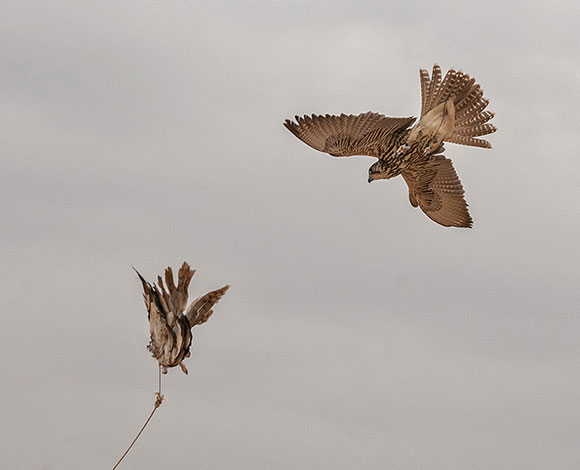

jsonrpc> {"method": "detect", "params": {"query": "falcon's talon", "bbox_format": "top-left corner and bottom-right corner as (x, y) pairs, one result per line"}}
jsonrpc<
(423, 145), (435, 156)
(283, 64), (495, 228)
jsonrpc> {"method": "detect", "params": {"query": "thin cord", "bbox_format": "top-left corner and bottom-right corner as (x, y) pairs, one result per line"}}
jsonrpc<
(112, 364), (164, 470)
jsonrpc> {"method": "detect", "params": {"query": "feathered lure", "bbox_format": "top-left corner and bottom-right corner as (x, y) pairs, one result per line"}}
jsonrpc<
(134, 262), (229, 374)
(112, 262), (229, 469)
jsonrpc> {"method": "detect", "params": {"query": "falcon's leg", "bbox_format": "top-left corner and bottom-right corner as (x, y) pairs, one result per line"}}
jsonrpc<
(423, 140), (445, 156)
(423, 141), (438, 155)
(395, 142), (409, 157)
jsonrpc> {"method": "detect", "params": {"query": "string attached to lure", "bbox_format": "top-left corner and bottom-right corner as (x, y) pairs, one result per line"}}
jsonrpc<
(111, 364), (165, 470)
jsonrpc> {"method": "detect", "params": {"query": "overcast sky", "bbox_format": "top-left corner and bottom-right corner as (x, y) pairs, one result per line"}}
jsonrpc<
(1, 1), (580, 469)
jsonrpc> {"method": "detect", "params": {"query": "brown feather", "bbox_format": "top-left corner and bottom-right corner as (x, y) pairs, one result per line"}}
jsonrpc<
(284, 113), (415, 158)
(402, 155), (472, 228)
(135, 264), (229, 374)
(186, 285), (231, 327)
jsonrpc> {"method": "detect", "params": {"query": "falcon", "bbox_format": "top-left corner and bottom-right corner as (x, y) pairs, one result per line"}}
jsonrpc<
(284, 65), (496, 228)
(135, 262), (229, 374)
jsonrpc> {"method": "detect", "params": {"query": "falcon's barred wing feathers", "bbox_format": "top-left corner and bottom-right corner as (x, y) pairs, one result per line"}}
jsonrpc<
(284, 112), (415, 158)
(402, 154), (472, 228)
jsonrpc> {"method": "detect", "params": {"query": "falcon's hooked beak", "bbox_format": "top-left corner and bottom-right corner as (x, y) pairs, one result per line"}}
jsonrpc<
(368, 162), (380, 183)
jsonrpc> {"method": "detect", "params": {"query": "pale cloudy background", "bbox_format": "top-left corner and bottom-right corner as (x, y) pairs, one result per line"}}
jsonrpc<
(1, 1), (579, 468)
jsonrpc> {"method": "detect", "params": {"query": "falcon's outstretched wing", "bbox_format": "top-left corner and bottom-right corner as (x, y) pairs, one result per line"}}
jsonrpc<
(402, 154), (472, 228)
(284, 112), (415, 158)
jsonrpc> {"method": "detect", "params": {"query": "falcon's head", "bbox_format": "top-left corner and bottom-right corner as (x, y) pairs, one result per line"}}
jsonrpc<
(368, 160), (401, 183)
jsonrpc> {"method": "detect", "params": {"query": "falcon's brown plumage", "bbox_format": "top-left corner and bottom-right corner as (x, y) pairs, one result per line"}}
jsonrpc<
(135, 262), (229, 374)
(284, 65), (496, 228)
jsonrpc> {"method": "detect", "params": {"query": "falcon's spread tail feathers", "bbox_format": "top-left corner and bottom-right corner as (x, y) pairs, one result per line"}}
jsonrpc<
(419, 64), (496, 149)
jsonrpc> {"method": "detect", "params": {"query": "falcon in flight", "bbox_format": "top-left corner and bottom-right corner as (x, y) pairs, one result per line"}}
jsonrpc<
(284, 65), (496, 228)
(135, 262), (229, 374)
